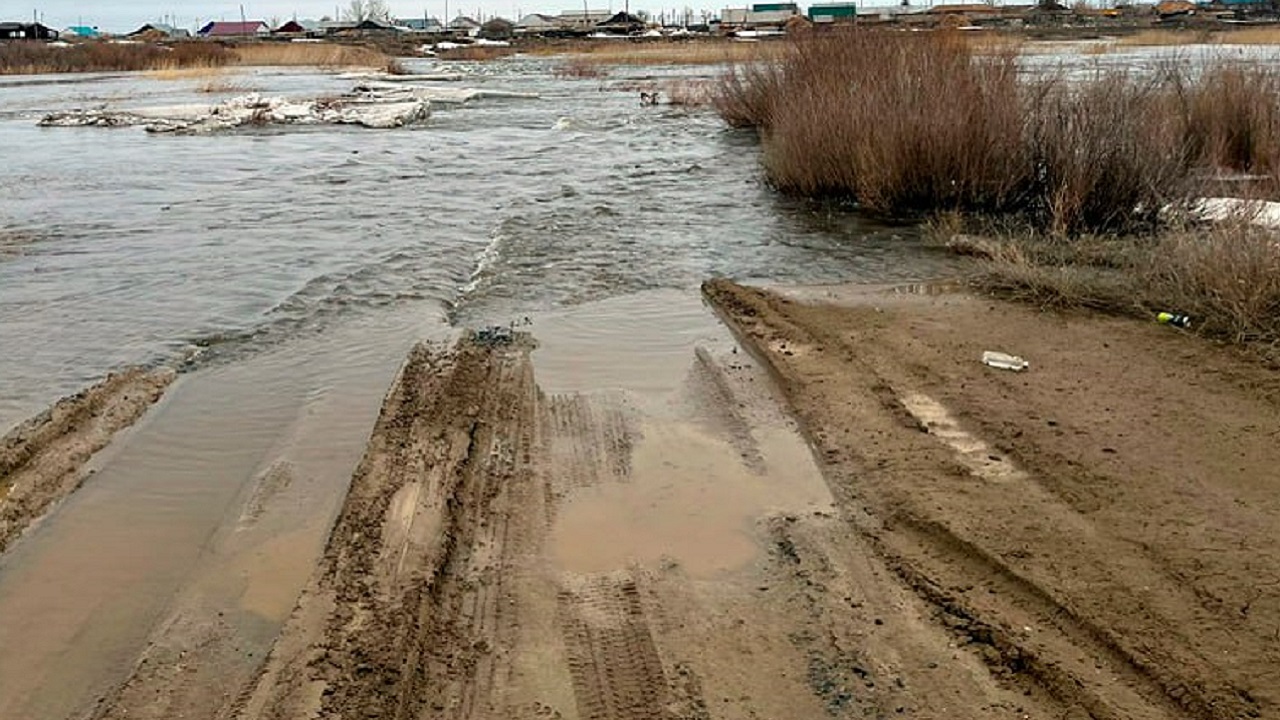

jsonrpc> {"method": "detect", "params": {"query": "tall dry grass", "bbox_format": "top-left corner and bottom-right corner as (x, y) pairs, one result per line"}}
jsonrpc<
(0, 41), (230, 74)
(229, 42), (395, 69)
(1120, 27), (1280, 46)
(716, 29), (1280, 234)
(1171, 63), (1280, 176)
(0, 40), (398, 75)
(531, 39), (777, 66)
(971, 221), (1280, 353)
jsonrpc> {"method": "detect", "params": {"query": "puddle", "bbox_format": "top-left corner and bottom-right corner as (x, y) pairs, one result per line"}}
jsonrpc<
(536, 289), (832, 579)
(553, 420), (830, 577)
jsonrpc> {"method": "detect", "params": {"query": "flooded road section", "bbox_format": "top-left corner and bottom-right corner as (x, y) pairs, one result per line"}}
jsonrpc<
(0, 58), (957, 720)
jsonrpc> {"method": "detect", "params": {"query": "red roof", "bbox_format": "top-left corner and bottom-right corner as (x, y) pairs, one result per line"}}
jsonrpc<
(200, 20), (267, 36)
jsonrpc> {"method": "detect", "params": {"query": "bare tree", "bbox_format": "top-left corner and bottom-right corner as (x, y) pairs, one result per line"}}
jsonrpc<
(343, 0), (392, 22)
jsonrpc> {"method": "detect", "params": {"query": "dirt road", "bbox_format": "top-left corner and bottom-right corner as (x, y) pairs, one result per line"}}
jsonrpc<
(219, 324), (1058, 720)
(703, 279), (1280, 719)
(6, 284), (1279, 719)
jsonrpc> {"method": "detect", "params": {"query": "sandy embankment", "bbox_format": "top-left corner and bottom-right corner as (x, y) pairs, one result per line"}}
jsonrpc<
(702, 279), (1280, 719)
(0, 368), (174, 554)
(14, 283), (1280, 720)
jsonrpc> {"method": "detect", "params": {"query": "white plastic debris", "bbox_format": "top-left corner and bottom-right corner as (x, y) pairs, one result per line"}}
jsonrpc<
(982, 351), (1029, 372)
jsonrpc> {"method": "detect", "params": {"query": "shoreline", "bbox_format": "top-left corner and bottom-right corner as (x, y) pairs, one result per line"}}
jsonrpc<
(0, 367), (173, 554)
(1, 281), (1277, 717)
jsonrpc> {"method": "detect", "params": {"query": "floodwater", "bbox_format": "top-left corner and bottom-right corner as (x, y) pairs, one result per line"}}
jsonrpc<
(0, 58), (953, 433)
(0, 56), (956, 720)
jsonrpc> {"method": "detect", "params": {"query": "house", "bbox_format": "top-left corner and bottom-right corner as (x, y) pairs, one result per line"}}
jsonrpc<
(397, 17), (446, 32)
(556, 9), (614, 29)
(128, 23), (191, 39)
(1155, 0), (1196, 16)
(273, 19), (322, 35)
(808, 2), (856, 23)
(0, 22), (60, 40)
(448, 15), (482, 35)
(354, 18), (397, 31)
(63, 25), (101, 38)
(479, 17), (516, 39)
(319, 20), (359, 34)
(720, 3), (800, 29)
(515, 13), (562, 33)
(197, 20), (270, 37)
(595, 11), (647, 33)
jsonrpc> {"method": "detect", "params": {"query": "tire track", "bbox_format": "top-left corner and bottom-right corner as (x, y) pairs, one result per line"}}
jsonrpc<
(557, 573), (671, 720)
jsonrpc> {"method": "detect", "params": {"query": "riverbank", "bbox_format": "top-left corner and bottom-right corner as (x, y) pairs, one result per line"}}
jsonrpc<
(0, 368), (172, 553)
(2, 281), (1277, 718)
(703, 278), (1280, 718)
(0, 41), (400, 75)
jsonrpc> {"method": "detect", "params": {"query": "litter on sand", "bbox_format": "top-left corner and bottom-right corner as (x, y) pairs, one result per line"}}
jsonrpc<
(982, 351), (1029, 371)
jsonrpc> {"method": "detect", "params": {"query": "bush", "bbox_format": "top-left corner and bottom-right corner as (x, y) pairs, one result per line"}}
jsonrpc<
(714, 29), (1280, 234)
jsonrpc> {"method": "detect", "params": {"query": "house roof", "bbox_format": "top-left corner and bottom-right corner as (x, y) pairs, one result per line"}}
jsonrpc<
(557, 9), (613, 21)
(65, 25), (100, 36)
(199, 20), (268, 36)
(516, 12), (559, 25)
(599, 11), (646, 26)
(448, 15), (481, 27)
(130, 22), (189, 36)
(397, 17), (444, 30)
(929, 3), (1002, 13)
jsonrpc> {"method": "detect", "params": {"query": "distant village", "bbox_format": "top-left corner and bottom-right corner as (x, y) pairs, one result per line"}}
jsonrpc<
(4, 0), (1280, 44)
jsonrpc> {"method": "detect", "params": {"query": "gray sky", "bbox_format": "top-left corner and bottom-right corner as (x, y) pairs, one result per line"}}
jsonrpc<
(22, 0), (712, 32)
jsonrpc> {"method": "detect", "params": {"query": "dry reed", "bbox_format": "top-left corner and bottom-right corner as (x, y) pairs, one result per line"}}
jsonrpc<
(973, 222), (1280, 353)
(228, 42), (396, 69)
(0, 41), (231, 75)
(0, 40), (398, 76)
(716, 29), (1280, 234)
(534, 39), (778, 66)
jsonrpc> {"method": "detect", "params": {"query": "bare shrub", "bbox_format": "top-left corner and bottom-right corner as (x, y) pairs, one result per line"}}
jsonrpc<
(662, 79), (715, 107)
(1173, 63), (1280, 177)
(1027, 71), (1189, 235)
(711, 58), (780, 128)
(554, 56), (608, 79)
(714, 30), (1280, 234)
(719, 31), (1030, 217)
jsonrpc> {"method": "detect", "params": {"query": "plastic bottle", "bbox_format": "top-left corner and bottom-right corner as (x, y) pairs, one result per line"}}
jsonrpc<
(982, 351), (1029, 371)
(1156, 312), (1191, 328)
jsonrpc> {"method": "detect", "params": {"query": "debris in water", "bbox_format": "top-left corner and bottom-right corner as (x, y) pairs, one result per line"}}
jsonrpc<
(474, 326), (514, 346)
(38, 91), (431, 134)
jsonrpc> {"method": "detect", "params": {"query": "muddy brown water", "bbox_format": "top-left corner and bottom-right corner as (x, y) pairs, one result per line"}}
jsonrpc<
(0, 60), (956, 720)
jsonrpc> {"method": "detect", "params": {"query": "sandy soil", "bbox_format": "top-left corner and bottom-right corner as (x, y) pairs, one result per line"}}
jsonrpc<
(24, 282), (1280, 720)
(210, 326), (1057, 720)
(702, 279), (1280, 719)
(0, 367), (174, 554)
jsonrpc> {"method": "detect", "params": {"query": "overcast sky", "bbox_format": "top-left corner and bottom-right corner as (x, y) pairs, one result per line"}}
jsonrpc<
(21, 0), (720, 32)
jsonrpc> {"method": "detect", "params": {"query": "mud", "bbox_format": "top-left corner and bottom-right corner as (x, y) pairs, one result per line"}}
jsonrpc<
(14, 281), (1278, 720)
(0, 367), (173, 554)
(703, 278), (1280, 719)
(218, 321), (1058, 720)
